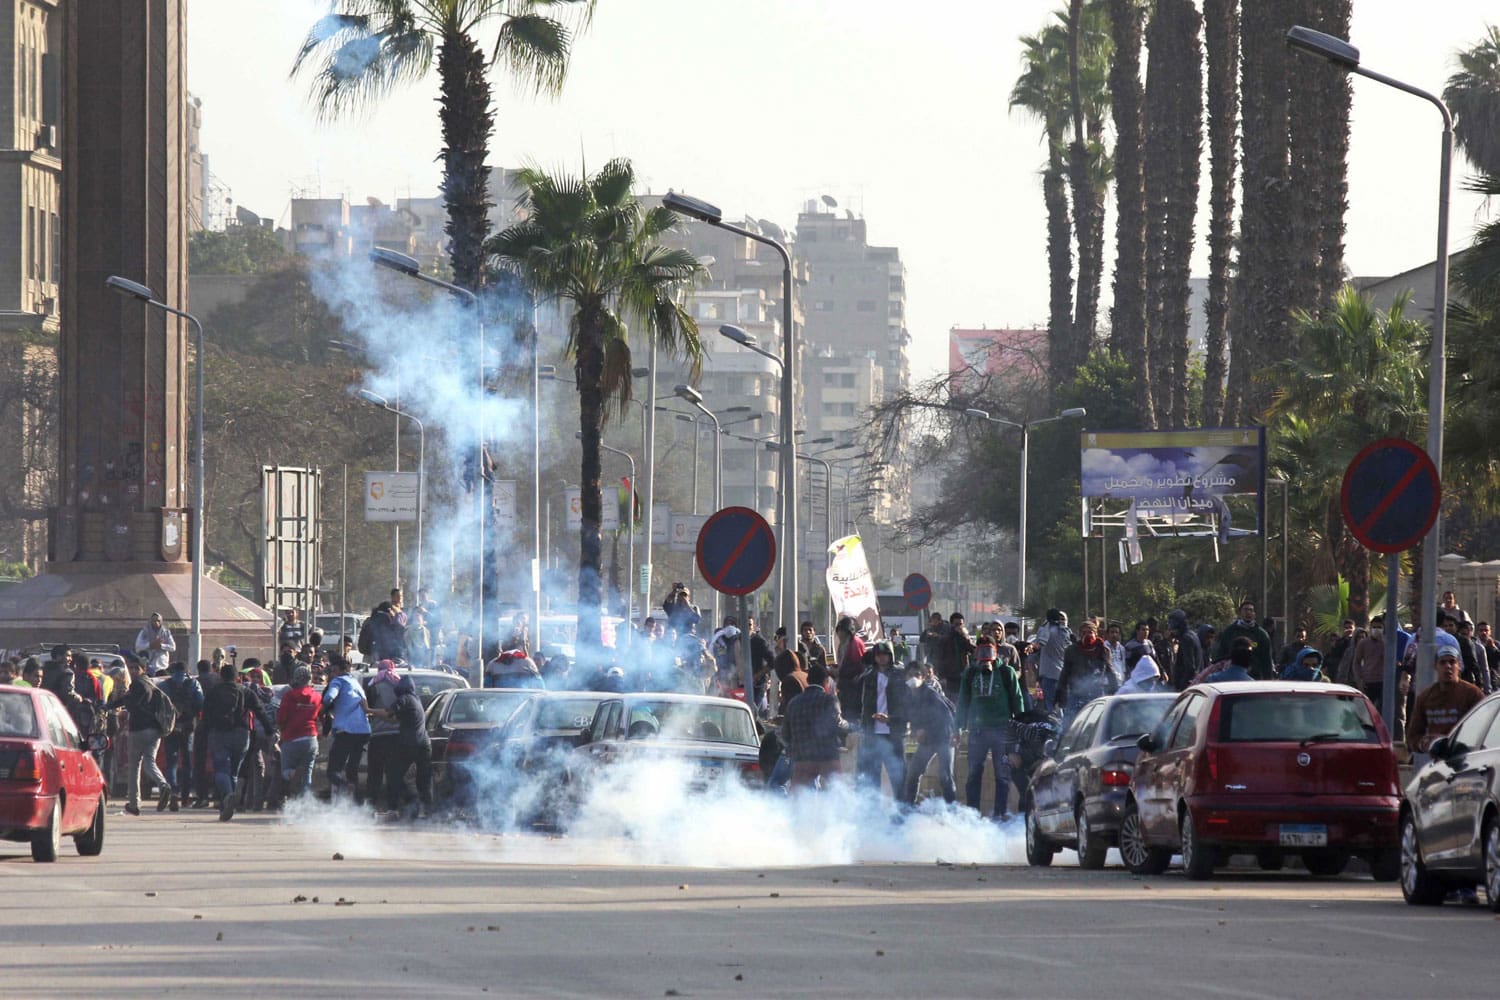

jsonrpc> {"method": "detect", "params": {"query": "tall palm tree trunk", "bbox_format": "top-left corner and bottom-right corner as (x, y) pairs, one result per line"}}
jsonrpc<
(1108, 0), (1153, 427)
(1159, 0), (1202, 428)
(1201, 0), (1239, 427)
(1066, 0), (1099, 365)
(1142, 6), (1174, 426)
(1044, 127), (1076, 396)
(575, 317), (607, 656)
(438, 29), (495, 294)
(1310, 0), (1352, 306)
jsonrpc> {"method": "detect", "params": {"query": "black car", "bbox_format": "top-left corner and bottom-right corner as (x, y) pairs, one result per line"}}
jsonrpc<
(1400, 691), (1500, 909)
(1025, 693), (1176, 868)
(424, 688), (537, 800)
(467, 691), (614, 826)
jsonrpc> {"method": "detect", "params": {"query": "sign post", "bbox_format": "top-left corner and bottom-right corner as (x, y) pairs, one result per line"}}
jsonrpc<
(696, 507), (777, 706)
(1340, 438), (1442, 729)
(903, 572), (932, 612)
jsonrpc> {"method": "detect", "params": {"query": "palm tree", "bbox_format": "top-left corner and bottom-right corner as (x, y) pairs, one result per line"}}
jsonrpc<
(1106, 0), (1152, 427)
(1142, 0), (1201, 428)
(1011, 24), (1075, 395)
(293, 0), (587, 293)
(1445, 25), (1500, 177)
(1265, 286), (1428, 615)
(488, 160), (706, 655)
(1200, 0), (1238, 427)
(1065, 2), (1113, 358)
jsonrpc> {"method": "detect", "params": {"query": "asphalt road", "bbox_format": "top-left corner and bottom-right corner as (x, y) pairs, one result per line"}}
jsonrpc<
(1, 807), (1492, 1000)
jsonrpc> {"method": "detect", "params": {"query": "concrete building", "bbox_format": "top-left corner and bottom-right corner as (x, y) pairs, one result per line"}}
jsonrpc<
(948, 326), (1047, 397)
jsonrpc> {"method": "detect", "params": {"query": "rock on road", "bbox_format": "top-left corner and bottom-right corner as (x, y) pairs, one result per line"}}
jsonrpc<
(0, 810), (1490, 999)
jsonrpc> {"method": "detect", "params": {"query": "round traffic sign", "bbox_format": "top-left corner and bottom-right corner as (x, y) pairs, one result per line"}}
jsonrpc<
(1340, 438), (1441, 554)
(903, 572), (932, 611)
(695, 506), (777, 597)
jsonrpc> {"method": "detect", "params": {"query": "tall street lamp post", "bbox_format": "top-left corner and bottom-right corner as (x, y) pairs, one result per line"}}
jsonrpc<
(1286, 25), (1452, 692)
(675, 385), (722, 625)
(358, 390), (425, 592)
(368, 247), (487, 662)
(105, 276), (206, 668)
(964, 407), (1086, 617)
(665, 192), (799, 634)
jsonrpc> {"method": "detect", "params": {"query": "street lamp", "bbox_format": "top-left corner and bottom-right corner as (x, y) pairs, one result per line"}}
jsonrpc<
(665, 191), (798, 634)
(1286, 24), (1452, 693)
(368, 247), (491, 665)
(577, 432), (636, 628)
(965, 406), (1087, 617)
(358, 390), (425, 593)
(675, 384), (725, 624)
(105, 275), (206, 668)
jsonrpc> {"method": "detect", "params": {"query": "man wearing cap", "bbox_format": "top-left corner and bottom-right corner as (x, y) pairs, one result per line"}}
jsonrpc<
(1408, 637), (1485, 767)
(134, 613), (176, 676)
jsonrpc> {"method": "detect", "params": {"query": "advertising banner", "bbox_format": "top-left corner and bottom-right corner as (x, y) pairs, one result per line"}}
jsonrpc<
(826, 534), (882, 642)
(563, 486), (619, 531)
(669, 513), (708, 553)
(652, 503), (670, 545)
(364, 471), (419, 523)
(1080, 427), (1265, 534)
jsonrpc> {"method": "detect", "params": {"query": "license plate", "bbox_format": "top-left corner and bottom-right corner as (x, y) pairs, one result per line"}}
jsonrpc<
(1279, 823), (1328, 847)
(692, 761), (724, 782)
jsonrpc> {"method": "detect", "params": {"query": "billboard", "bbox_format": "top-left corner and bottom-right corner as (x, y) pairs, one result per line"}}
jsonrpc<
(261, 466), (321, 615)
(364, 471), (420, 522)
(1080, 427), (1266, 535)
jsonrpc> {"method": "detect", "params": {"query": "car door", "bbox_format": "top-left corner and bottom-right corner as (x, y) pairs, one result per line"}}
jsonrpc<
(1430, 699), (1500, 866)
(1053, 702), (1103, 837)
(41, 696), (88, 831)
(1134, 697), (1188, 840)
(1146, 693), (1206, 843)
(1032, 706), (1088, 833)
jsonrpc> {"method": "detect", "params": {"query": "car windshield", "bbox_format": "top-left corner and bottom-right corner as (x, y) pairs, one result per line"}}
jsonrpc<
(534, 697), (604, 734)
(1219, 693), (1379, 743)
(0, 691), (39, 738)
(406, 674), (465, 708)
(1104, 697), (1175, 740)
(624, 701), (757, 747)
(447, 691), (531, 725)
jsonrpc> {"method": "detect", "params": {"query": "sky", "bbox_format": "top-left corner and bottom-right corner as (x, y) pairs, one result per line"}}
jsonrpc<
(189, 0), (1498, 380)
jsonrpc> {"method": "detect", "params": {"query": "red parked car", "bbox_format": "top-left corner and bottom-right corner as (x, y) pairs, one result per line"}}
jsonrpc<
(0, 686), (107, 862)
(1118, 681), (1400, 880)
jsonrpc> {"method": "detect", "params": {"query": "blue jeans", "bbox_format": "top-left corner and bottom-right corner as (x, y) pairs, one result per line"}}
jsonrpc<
(856, 731), (906, 797)
(207, 728), (250, 801)
(966, 727), (1012, 817)
(768, 753), (792, 791)
(281, 736), (318, 798)
(903, 738), (956, 804)
(162, 730), (192, 797)
(1040, 676), (1059, 708)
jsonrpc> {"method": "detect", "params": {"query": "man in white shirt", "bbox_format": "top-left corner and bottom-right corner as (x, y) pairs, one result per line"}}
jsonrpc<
(134, 612), (176, 675)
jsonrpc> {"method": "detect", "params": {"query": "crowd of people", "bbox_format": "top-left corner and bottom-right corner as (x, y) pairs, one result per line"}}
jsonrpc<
(5, 583), (1496, 827)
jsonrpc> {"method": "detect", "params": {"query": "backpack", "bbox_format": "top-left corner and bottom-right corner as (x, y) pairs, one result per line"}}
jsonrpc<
(163, 674), (202, 731)
(205, 686), (241, 730)
(149, 682), (177, 734)
(357, 617), (375, 656)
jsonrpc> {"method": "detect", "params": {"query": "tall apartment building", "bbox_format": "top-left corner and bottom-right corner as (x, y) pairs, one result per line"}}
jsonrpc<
(0, 0), (61, 567)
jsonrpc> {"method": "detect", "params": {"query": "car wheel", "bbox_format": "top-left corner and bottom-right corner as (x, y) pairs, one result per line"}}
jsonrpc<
(75, 798), (106, 857)
(1119, 799), (1170, 876)
(1024, 796), (1055, 867)
(1256, 849), (1285, 872)
(1075, 803), (1107, 870)
(1400, 812), (1445, 905)
(1180, 809), (1217, 880)
(1484, 818), (1500, 913)
(1303, 848), (1350, 878)
(31, 798), (60, 863)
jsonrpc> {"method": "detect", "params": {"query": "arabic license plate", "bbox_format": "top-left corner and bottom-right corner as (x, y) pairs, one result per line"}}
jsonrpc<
(692, 760), (724, 782)
(1279, 823), (1327, 847)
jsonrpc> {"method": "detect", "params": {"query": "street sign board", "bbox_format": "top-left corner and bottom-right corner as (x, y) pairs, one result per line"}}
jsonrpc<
(1340, 438), (1441, 554)
(652, 503), (670, 544)
(364, 471), (419, 522)
(669, 513), (707, 553)
(696, 506), (777, 597)
(903, 572), (933, 611)
(564, 485), (618, 530)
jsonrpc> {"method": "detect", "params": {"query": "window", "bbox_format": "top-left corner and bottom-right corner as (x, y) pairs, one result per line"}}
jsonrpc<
(857, 300), (876, 312)
(1104, 697), (1175, 740)
(51, 213), (59, 282)
(0, 691), (39, 738)
(814, 301), (833, 311)
(1168, 695), (1205, 750)
(822, 372), (837, 386)
(1450, 700), (1500, 752)
(1218, 693), (1379, 745)
(26, 207), (35, 280)
(840, 402), (856, 416)
(840, 373), (856, 388)
(1058, 702), (1102, 755)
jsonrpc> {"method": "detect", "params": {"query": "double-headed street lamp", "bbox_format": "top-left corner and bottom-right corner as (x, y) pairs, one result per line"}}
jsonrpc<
(358, 390), (425, 593)
(665, 192), (798, 634)
(965, 407), (1087, 617)
(105, 275), (206, 668)
(1286, 25), (1451, 694)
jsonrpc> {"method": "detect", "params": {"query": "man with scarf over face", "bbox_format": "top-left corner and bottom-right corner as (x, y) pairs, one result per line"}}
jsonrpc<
(1053, 619), (1120, 719)
(1213, 600), (1273, 679)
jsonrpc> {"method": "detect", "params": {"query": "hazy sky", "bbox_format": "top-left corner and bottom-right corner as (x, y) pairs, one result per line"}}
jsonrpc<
(189, 1), (1497, 379)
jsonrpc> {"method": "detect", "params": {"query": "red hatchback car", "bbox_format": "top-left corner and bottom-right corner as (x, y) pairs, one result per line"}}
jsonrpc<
(1118, 681), (1401, 880)
(0, 686), (107, 862)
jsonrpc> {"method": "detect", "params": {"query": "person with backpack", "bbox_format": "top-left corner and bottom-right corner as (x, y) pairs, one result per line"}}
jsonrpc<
(201, 663), (251, 810)
(158, 660), (203, 811)
(107, 654), (174, 815)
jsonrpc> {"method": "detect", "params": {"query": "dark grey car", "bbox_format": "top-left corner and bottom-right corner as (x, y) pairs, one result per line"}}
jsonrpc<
(1025, 693), (1176, 868)
(1400, 691), (1500, 910)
